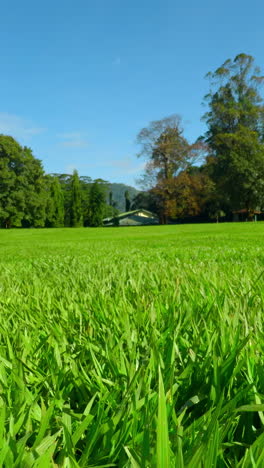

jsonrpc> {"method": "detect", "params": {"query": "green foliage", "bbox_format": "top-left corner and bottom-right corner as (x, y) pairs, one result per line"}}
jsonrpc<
(70, 170), (83, 227)
(125, 190), (131, 212)
(46, 175), (65, 227)
(2, 53), (264, 229)
(107, 183), (138, 212)
(49, 173), (73, 226)
(203, 54), (264, 211)
(0, 135), (46, 228)
(136, 115), (203, 222)
(1, 224), (264, 464)
(131, 190), (160, 214)
(47, 175), (129, 227)
(105, 189), (119, 221)
(137, 115), (197, 182)
(157, 368), (170, 468)
(79, 176), (93, 226)
(88, 181), (106, 227)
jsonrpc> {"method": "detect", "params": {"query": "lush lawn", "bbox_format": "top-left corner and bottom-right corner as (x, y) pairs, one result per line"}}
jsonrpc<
(1, 223), (264, 467)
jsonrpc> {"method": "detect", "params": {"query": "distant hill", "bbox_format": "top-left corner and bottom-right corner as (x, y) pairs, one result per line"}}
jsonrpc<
(51, 174), (139, 214)
(107, 183), (139, 212)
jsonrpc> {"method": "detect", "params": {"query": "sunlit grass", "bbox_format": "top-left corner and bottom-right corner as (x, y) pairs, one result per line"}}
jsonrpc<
(0, 223), (264, 466)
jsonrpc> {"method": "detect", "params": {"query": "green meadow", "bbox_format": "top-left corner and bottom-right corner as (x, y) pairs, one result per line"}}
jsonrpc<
(1, 223), (264, 467)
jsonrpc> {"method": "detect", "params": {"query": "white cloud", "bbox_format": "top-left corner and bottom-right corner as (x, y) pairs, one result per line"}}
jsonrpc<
(108, 157), (146, 175)
(0, 112), (46, 141)
(57, 131), (89, 149)
(61, 140), (89, 148)
(57, 131), (82, 139)
(63, 158), (145, 177)
(64, 164), (77, 174)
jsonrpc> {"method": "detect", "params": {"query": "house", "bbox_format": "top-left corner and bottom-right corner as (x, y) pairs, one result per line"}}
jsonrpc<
(103, 209), (159, 226)
(232, 209), (262, 222)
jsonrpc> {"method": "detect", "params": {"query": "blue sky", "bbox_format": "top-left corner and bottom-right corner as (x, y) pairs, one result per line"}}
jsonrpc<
(0, 0), (263, 187)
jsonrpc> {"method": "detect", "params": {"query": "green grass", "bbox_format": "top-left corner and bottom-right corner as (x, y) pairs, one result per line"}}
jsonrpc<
(1, 223), (264, 466)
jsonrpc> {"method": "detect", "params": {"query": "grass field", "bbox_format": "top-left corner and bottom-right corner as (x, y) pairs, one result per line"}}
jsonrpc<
(1, 223), (264, 467)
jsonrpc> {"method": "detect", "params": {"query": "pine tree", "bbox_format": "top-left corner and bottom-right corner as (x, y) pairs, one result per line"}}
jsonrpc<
(46, 176), (65, 227)
(88, 181), (106, 227)
(125, 190), (131, 212)
(69, 170), (83, 227)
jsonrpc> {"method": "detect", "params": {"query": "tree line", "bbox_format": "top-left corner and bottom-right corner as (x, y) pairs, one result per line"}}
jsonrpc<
(135, 53), (264, 223)
(0, 136), (114, 229)
(1, 53), (264, 228)
(0, 134), (138, 228)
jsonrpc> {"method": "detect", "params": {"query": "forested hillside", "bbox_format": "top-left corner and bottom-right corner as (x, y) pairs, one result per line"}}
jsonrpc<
(107, 183), (138, 212)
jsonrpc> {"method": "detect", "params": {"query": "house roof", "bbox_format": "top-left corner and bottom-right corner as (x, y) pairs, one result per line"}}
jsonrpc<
(232, 209), (262, 214)
(103, 209), (158, 223)
(117, 209), (158, 219)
